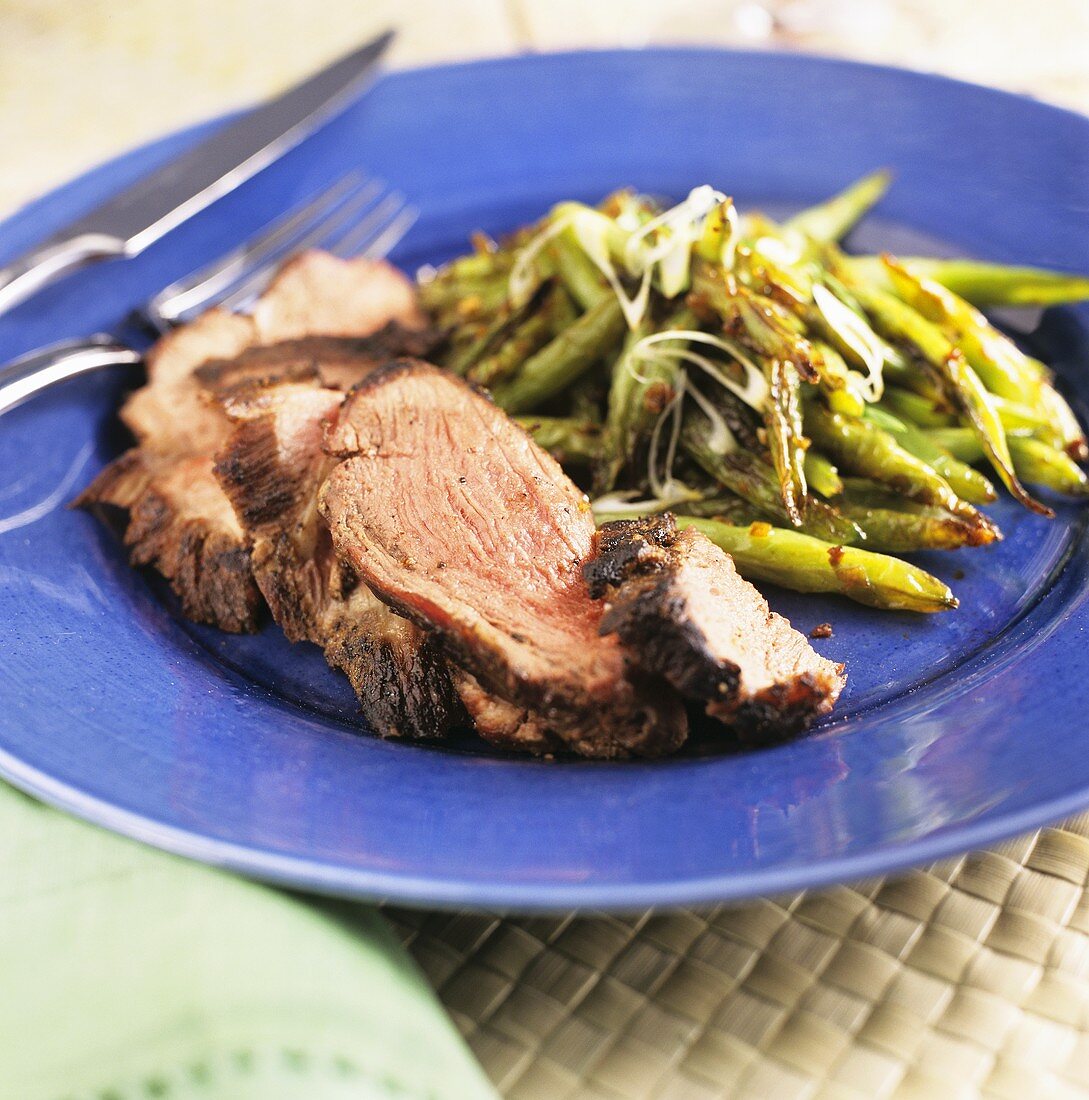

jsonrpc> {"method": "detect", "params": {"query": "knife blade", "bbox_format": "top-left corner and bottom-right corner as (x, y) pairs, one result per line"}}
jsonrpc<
(0, 29), (393, 317)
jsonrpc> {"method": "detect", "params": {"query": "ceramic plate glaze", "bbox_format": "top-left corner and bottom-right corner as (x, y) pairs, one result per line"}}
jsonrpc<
(1, 51), (1088, 910)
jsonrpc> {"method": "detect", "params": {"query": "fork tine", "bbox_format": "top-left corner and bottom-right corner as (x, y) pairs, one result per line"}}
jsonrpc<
(213, 181), (397, 315)
(146, 173), (369, 329)
(328, 193), (417, 260)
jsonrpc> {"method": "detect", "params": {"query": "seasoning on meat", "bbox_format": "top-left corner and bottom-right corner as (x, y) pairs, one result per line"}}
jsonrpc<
(585, 514), (846, 741)
(319, 360), (688, 758)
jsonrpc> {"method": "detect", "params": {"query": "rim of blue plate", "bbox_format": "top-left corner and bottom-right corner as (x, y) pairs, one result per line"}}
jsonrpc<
(1, 47), (1088, 911)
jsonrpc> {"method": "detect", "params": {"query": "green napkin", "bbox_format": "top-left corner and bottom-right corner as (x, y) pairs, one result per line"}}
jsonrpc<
(0, 783), (497, 1100)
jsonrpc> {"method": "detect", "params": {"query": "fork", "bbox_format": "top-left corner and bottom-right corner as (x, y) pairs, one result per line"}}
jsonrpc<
(0, 174), (417, 416)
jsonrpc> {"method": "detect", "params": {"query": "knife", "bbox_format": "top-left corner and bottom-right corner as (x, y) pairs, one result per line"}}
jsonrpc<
(0, 29), (394, 317)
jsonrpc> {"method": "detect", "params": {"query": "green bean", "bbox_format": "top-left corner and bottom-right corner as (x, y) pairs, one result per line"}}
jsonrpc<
(844, 271), (1051, 516)
(491, 296), (626, 414)
(419, 251), (509, 294)
(420, 272), (511, 319)
(596, 308), (696, 493)
(880, 355), (947, 401)
(676, 516), (958, 613)
(989, 395), (1055, 434)
(765, 357), (809, 525)
(441, 277), (561, 378)
(418, 243), (521, 316)
(442, 300), (526, 378)
(884, 367), (1049, 437)
(837, 501), (998, 551)
(925, 429), (1089, 496)
(844, 256), (1089, 307)
(785, 169), (893, 243)
(682, 415), (863, 544)
(688, 269), (820, 518)
(677, 484), (992, 551)
(548, 232), (610, 310)
(882, 387), (957, 427)
(734, 242), (813, 306)
(669, 496), (756, 521)
(880, 259), (1087, 458)
(468, 286), (576, 387)
(812, 341), (867, 418)
(865, 407), (997, 504)
(1040, 386), (1089, 462)
(805, 450), (843, 498)
(924, 426), (1013, 463)
(691, 264), (818, 377)
(882, 257), (1046, 400)
(733, 292), (820, 380)
(838, 478), (924, 508)
(568, 368), (607, 423)
(1008, 438), (1089, 496)
(804, 402), (986, 526)
(517, 416), (602, 465)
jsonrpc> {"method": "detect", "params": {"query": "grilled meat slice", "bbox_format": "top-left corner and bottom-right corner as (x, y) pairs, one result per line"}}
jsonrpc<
(214, 377), (463, 739)
(323, 591), (463, 740)
(77, 254), (423, 633)
(195, 325), (443, 397)
(121, 309), (255, 455)
(585, 514), (846, 740)
(452, 671), (564, 754)
(252, 249), (425, 340)
(77, 448), (260, 632)
(319, 360), (687, 758)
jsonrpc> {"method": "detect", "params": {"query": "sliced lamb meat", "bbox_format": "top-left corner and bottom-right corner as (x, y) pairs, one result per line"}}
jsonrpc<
(75, 307), (264, 629)
(252, 250), (425, 340)
(195, 325), (443, 397)
(120, 308), (255, 455)
(452, 671), (563, 755)
(77, 254), (424, 633)
(214, 377), (463, 739)
(77, 448), (260, 632)
(585, 514), (846, 740)
(318, 360), (687, 758)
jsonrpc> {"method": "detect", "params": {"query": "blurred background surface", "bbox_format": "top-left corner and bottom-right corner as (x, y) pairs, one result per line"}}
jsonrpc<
(1, 0), (1087, 215)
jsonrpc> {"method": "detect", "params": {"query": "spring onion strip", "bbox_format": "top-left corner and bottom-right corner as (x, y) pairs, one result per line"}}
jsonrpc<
(626, 330), (769, 411)
(685, 382), (737, 455)
(507, 217), (571, 307)
(815, 284), (886, 400)
(511, 187), (741, 329)
(718, 202), (740, 271)
(623, 186), (730, 300)
(813, 282), (887, 401)
(648, 378), (684, 501)
(591, 487), (701, 519)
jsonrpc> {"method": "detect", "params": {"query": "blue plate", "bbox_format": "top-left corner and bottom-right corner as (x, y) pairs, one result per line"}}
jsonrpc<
(2, 50), (1089, 910)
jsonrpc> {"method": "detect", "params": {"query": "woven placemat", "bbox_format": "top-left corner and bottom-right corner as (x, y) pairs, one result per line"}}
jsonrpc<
(387, 812), (1089, 1099)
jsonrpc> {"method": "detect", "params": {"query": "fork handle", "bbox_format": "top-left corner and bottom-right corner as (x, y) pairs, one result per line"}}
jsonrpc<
(0, 335), (141, 416)
(0, 234), (127, 317)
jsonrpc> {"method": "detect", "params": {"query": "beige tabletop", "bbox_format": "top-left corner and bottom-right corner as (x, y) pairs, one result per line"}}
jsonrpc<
(3, 0), (1089, 217)
(4, 2), (1089, 1097)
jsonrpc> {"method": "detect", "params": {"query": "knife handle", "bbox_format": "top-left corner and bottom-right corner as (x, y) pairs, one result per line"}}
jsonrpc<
(0, 234), (127, 318)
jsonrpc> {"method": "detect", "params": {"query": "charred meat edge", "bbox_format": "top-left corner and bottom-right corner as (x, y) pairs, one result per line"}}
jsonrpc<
(586, 513), (845, 742)
(213, 375), (464, 740)
(319, 359), (687, 758)
(75, 255), (429, 633)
